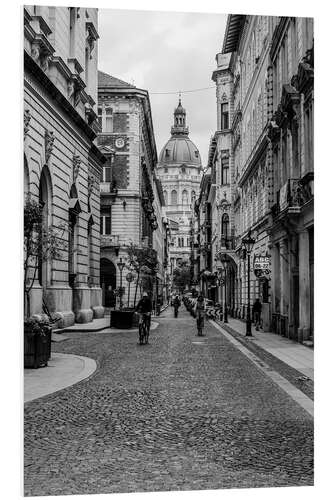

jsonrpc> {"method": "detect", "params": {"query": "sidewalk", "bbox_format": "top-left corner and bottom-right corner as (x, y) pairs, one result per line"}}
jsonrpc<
(24, 353), (97, 403)
(54, 316), (110, 334)
(216, 317), (313, 381)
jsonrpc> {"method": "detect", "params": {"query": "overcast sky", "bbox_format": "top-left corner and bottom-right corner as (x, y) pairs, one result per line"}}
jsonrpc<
(98, 9), (227, 166)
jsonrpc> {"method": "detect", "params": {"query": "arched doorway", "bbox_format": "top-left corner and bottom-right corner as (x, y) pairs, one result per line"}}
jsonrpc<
(100, 258), (117, 307)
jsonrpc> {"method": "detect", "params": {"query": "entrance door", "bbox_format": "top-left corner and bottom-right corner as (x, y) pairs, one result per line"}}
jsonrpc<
(100, 258), (116, 307)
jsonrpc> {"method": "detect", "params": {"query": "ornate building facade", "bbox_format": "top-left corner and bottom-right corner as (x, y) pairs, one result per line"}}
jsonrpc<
(157, 100), (202, 280)
(24, 6), (104, 326)
(193, 15), (314, 343)
(97, 71), (167, 307)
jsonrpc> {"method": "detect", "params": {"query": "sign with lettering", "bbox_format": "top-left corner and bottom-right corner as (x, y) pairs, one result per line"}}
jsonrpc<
(253, 254), (271, 278)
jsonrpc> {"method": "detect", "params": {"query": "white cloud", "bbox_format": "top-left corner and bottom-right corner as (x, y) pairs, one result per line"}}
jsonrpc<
(98, 8), (227, 165)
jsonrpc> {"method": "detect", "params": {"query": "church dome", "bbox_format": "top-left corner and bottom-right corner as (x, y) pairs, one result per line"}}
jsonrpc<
(159, 97), (201, 167)
(159, 136), (201, 165)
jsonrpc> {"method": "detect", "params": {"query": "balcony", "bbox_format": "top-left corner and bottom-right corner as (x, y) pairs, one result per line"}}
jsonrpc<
(100, 234), (120, 250)
(272, 175), (314, 219)
(219, 236), (236, 251)
(100, 182), (118, 195)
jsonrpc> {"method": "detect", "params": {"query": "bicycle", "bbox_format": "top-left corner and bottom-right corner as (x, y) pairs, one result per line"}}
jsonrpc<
(138, 313), (151, 345)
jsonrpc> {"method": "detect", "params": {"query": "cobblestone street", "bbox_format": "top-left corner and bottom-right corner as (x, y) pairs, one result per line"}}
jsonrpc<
(24, 306), (313, 496)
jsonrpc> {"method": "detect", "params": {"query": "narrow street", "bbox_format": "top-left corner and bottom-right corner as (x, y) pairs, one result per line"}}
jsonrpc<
(24, 306), (313, 496)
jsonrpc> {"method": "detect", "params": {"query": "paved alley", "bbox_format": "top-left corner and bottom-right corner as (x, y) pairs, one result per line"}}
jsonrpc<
(24, 306), (313, 496)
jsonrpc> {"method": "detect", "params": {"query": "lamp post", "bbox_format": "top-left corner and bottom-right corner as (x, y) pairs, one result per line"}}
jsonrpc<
(220, 253), (229, 323)
(117, 257), (126, 310)
(242, 230), (255, 336)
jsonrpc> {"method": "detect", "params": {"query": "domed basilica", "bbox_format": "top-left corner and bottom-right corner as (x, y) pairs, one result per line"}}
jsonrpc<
(157, 99), (202, 274)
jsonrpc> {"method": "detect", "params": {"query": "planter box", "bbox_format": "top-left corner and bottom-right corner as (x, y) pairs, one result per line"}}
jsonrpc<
(24, 327), (52, 369)
(110, 310), (135, 329)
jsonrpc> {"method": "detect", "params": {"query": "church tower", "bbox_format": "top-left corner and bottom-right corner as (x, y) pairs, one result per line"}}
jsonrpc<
(157, 98), (202, 281)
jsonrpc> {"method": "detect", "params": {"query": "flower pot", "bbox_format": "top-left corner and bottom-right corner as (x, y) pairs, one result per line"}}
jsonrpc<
(24, 326), (51, 369)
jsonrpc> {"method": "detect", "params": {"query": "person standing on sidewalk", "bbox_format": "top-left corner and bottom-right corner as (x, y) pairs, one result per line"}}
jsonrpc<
(173, 295), (181, 318)
(252, 298), (262, 331)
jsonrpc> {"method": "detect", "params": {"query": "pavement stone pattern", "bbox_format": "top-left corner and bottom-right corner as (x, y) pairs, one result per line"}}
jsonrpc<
(24, 306), (313, 496)
(215, 320), (314, 401)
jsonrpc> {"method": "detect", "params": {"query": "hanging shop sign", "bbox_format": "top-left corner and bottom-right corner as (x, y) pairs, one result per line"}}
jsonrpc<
(125, 272), (134, 282)
(253, 254), (271, 278)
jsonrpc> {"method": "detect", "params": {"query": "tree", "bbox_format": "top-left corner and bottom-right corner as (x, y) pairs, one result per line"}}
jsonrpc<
(172, 261), (192, 293)
(24, 196), (67, 318)
(126, 243), (158, 306)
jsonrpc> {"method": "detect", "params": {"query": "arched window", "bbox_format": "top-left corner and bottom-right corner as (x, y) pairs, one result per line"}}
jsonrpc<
(182, 190), (188, 205)
(191, 190), (196, 202)
(163, 190), (168, 205)
(171, 190), (177, 205)
(221, 102), (229, 130)
(221, 213), (229, 238)
(38, 166), (52, 287)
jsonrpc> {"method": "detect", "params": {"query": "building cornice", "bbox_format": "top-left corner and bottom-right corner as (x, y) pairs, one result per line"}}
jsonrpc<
(222, 14), (246, 54)
(24, 50), (96, 142)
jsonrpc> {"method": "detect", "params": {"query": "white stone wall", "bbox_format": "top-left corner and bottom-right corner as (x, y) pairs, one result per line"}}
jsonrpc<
(24, 6), (103, 325)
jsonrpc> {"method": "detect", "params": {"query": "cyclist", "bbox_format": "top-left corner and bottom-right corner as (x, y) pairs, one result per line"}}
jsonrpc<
(136, 292), (152, 343)
(194, 294), (205, 336)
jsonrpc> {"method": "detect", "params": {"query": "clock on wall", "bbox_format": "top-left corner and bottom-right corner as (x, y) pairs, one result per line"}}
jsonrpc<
(115, 138), (125, 149)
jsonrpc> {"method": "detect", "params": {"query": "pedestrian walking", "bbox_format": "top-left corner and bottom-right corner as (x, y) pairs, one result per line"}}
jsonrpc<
(194, 294), (205, 336)
(173, 295), (181, 318)
(252, 298), (262, 331)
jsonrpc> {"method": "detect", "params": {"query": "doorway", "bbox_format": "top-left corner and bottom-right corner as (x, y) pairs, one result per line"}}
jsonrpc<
(100, 258), (116, 307)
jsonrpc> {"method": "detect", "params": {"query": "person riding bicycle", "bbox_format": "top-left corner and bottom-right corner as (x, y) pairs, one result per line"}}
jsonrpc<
(136, 292), (152, 317)
(173, 295), (181, 318)
(194, 294), (205, 336)
(136, 292), (152, 342)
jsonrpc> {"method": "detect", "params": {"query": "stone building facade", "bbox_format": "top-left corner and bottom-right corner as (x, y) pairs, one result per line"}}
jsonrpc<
(97, 71), (164, 307)
(157, 100), (202, 281)
(193, 15), (314, 342)
(24, 6), (105, 326)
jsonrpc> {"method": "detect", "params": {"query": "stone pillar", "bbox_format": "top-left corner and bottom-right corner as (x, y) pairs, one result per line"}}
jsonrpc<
(280, 239), (289, 319)
(298, 230), (311, 342)
(271, 244), (280, 317)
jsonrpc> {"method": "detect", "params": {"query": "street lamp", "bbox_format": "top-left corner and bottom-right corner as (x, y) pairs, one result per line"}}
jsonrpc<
(242, 230), (256, 336)
(117, 257), (126, 310)
(220, 253), (229, 323)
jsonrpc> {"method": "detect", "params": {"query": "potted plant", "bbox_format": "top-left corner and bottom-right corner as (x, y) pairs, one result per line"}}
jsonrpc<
(24, 317), (52, 368)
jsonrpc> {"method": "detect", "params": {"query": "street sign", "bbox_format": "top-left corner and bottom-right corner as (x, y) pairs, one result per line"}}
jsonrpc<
(125, 272), (134, 282)
(253, 254), (271, 278)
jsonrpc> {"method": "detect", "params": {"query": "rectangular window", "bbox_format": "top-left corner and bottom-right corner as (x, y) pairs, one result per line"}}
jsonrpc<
(100, 209), (111, 235)
(221, 152), (229, 185)
(105, 107), (113, 132)
(221, 103), (229, 130)
(102, 166), (112, 182)
(98, 107), (102, 129)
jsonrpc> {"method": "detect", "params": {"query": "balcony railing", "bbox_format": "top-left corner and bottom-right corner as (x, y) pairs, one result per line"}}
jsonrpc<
(100, 234), (120, 248)
(273, 175), (314, 218)
(100, 182), (117, 194)
(218, 236), (236, 251)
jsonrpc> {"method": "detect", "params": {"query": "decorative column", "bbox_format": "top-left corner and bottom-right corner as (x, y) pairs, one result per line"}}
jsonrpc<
(271, 243), (280, 332)
(279, 239), (289, 336)
(298, 230), (311, 342)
